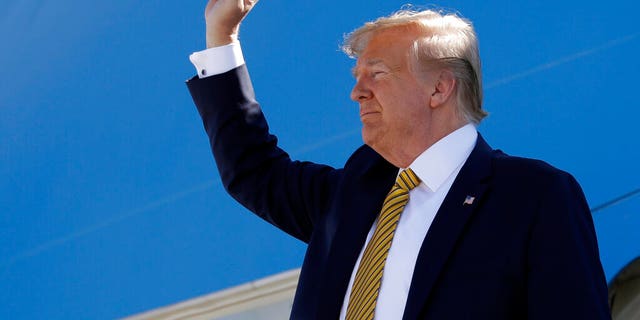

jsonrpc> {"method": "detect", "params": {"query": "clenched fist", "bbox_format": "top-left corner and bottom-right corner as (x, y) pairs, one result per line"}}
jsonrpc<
(205, 0), (259, 48)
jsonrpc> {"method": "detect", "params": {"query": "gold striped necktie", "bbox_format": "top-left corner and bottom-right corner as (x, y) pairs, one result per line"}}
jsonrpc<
(345, 168), (421, 320)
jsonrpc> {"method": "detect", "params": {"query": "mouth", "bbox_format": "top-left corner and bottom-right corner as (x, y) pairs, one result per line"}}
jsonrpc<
(360, 110), (379, 118)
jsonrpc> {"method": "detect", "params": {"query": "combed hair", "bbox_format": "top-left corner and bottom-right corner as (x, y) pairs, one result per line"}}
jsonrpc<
(343, 9), (487, 123)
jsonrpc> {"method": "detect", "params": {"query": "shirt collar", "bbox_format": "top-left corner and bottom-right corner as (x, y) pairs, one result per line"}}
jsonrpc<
(404, 123), (478, 192)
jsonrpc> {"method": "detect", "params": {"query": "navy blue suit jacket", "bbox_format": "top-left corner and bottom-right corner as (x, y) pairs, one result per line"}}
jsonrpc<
(187, 65), (610, 319)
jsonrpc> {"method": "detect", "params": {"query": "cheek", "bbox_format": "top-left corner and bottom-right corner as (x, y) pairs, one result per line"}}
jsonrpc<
(375, 80), (429, 115)
(394, 91), (428, 115)
(401, 82), (430, 109)
(376, 84), (406, 107)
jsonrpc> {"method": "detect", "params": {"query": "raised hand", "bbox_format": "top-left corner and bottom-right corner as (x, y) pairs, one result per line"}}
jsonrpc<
(204, 0), (260, 48)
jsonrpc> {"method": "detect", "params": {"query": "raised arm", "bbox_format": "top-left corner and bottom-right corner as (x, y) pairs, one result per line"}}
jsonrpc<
(189, 0), (345, 243)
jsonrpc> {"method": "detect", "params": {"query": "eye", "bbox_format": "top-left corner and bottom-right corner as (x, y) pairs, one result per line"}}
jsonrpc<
(371, 70), (386, 78)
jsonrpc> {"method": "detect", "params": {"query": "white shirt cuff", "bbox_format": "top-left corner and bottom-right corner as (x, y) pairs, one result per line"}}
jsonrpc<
(189, 42), (245, 78)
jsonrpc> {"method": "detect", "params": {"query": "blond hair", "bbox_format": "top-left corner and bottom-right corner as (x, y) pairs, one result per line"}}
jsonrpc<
(343, 9), (487, 123)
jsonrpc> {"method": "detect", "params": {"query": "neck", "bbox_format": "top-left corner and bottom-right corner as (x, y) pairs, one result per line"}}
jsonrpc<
(390, 119), (469, 168)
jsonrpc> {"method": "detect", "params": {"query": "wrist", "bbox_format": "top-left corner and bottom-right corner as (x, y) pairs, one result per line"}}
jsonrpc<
(206, 25), (239, 48)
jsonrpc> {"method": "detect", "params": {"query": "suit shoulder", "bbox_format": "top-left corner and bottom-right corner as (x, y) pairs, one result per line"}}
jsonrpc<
(488, 151), (590, 221)
(491, 150), (578, 187)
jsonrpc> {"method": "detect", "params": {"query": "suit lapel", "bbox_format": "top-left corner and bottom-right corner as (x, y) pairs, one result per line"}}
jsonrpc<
(402, 135), (493, 320)
(316, 146), (397, 319)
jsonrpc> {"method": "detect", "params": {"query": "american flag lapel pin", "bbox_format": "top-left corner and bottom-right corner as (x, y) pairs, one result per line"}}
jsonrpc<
(463, 195), (475, 206)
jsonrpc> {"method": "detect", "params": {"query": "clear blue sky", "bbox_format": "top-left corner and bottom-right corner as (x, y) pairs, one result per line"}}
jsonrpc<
(1, 1), (639, 318)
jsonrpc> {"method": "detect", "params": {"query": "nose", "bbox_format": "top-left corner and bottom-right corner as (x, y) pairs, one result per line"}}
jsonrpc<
(350, 78), (373, 102)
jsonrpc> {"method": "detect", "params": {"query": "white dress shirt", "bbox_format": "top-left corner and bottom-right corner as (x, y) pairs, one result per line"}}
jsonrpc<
(338, 123), (477, 319)
(189, 44), (479, 319)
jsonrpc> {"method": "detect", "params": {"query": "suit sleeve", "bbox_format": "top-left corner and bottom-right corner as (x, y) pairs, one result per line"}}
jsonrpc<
(527, 171), (611, 319)
(186, 65), (341, 243)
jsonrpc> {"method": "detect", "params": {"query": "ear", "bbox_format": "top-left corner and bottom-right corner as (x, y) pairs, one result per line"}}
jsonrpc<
(429, 70), (456, 108)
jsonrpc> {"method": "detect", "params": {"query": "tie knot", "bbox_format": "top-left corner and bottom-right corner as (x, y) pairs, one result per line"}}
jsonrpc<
(396, 168), (421, 191)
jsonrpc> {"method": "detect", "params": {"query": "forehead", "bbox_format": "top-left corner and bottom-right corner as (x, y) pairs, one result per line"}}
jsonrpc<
(354, 26), (419, 67)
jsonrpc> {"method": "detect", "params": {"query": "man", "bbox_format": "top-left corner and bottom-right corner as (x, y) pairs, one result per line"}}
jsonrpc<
(186, 0), (611, 319)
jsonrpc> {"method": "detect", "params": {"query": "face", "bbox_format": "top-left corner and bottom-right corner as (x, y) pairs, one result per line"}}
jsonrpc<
(351, 27), (436, 166)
